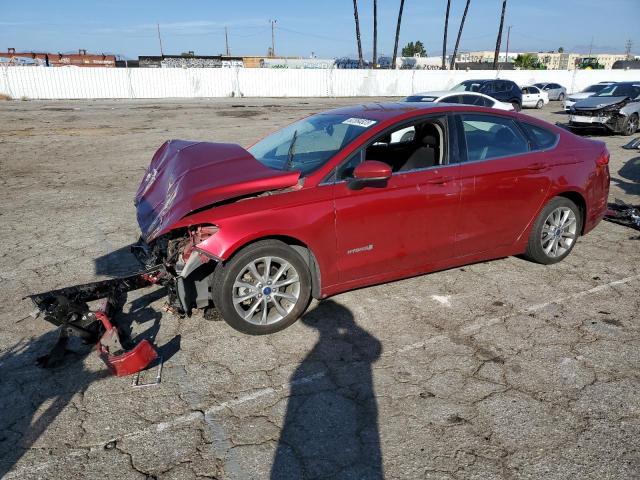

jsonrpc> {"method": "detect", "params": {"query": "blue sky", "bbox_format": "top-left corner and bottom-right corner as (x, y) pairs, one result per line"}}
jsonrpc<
(1, 0), (638, 58)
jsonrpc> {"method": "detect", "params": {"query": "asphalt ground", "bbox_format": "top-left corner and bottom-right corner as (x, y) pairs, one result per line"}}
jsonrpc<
(0, 97), (639, 480)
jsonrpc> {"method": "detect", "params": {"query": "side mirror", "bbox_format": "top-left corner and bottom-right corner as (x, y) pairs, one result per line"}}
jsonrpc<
(348, 160), (392, 190)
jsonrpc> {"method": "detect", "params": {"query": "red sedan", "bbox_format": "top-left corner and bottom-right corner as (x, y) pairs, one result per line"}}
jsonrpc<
(135, 102), (610, 334)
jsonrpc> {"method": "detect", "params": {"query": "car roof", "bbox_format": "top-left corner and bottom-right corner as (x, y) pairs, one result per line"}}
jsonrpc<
(410, 91), (465, 97)
(318, 101), (511, 122)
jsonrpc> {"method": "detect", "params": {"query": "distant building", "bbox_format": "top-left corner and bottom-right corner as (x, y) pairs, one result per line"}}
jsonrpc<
(0, 48), (115, 67)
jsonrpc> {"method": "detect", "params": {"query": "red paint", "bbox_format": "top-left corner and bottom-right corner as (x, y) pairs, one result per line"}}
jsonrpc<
(95, 312), (158, 376)
(140, 103), (609, 299)
(353, 160), (392, 180)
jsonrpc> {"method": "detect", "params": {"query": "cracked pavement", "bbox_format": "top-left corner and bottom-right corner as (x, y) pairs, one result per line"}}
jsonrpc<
(0, 98), (638, 479)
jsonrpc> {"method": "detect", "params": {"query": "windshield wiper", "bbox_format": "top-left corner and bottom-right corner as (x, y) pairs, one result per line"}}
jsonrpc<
(285, 130), (298, 171)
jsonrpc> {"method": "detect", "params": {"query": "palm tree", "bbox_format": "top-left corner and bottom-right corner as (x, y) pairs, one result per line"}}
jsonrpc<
(391, 0), (406, 70)
(492, 0), (507, 69)
(442, 0), (451, 69)
(372, 0), (378, 68)
(352, 0), (364, 68)
(450, 0), (471, 70)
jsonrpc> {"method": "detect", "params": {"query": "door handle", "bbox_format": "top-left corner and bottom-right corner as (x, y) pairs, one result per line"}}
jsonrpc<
(527, 163), (546, 171)
(427, 176), (454, 185)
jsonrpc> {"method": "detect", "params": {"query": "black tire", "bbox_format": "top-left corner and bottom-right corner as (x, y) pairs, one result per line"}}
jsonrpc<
(622, 113), (638, 136)
(211, 239), (312, 335)
(524, 197), (582, 265)
(511, 100), (522, 112)
(536, 99), (544, 109)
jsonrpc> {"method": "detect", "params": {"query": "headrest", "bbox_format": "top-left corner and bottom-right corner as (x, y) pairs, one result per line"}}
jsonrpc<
(422, 134), (438, 146)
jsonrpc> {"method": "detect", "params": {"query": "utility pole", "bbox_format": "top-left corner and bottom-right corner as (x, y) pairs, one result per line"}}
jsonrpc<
(270, 19), (277, 57)
(157, 23), (164, 57)
(625, 39), (633, 59)
(588, 36), (593, 58)
(225, 26), (230, 56)
(505, 25), (511, 65)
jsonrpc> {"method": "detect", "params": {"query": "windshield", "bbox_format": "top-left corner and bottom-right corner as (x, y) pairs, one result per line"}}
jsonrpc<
(593, 84), (638, 98)
(583, 84), (608, 93)
(248, 113), (375, 176)
(404, 95), (438, 102)
(452, 81), (482, 92)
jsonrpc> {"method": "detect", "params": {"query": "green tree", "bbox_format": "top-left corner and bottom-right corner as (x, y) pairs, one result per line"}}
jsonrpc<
(558, 47), (564, 53)
(402, 41), (427, 57)
(514, 53), (538, 69)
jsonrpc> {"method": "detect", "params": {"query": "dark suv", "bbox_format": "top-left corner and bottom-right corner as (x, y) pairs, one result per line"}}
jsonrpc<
(452, 79), (523, 111)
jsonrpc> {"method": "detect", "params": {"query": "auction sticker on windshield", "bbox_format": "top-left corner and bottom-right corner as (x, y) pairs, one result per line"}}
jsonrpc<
(342, 118), (377, 128)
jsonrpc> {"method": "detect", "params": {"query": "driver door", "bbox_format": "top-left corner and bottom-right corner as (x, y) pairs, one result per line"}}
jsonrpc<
(331, 117), (460, 284)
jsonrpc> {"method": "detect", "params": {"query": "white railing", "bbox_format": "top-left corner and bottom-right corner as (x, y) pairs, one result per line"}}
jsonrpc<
(1, 66), (638, 99)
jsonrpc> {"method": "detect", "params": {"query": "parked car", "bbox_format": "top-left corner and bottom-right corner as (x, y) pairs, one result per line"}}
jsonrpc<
(451, 79), (523, 111)
(533, 82), (567, 101)
(563, 82), (615, 111)
(403, 91), (514, 110)
(569, 81), (640, 135)
(134, 102), (610, 334)
(521, 85), (550, 109)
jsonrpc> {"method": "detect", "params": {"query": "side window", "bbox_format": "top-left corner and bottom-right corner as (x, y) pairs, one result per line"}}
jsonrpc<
(480, 82), (493, 94)
(458, 94), (479, 106)
(530, 86), (540, 94)
(443, 95), (463, 104)
(460, 114), (529, 162)
(520, 122), (558, 150)
(336, 150), (364, 180)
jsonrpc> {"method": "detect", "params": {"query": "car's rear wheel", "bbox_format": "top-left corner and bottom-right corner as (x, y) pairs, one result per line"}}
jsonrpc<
(558, 92), (565, 102)
(511, 101), (522, 112)
(622, 113), (638, 136)
(536, 99), (544, 109)
(524, 197), (582, 264)
(211, 240), (312, 334)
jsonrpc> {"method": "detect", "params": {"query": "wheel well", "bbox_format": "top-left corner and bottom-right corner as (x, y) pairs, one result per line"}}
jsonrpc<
(230, 235), (322, 299)
(557, 191), (587, 234)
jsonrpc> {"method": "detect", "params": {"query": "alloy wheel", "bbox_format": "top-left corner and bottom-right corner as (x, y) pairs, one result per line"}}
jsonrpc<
(541, 207), (577, 258)
(232, 256), (301, 325)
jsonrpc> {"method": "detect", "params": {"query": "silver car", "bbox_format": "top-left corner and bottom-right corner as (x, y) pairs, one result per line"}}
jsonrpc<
(569, 82), (640, 135)
(563, 82), (615, 111)
(534, 82), (567, 101)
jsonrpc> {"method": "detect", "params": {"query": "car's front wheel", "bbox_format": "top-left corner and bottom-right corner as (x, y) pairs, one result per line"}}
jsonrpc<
(622, 113), (638, 136)
(211, 240), (312, 334)
(524, 197), (582, 264)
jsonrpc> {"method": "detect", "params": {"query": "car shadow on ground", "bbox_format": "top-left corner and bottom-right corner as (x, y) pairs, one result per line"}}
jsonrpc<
(271, 300), (384, 479)
(94, 243), (142, 277)
(615, 156), (640, 196)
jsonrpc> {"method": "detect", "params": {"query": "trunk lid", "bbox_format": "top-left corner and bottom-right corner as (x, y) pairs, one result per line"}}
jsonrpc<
(135, 140), (300, 241)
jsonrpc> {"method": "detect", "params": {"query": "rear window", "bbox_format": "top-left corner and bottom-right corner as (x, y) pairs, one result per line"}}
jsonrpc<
(520, 122), (558, 150)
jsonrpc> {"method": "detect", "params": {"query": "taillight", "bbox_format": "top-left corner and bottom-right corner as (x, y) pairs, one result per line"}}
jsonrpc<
(596, 150), (609, 167)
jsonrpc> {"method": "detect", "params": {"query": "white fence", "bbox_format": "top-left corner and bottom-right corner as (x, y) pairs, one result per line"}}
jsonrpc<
(1, 66), (638, 99)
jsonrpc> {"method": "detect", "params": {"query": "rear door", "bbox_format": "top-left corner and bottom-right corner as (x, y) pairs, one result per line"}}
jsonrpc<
(521, 87), (537, 107)
(453, 112), (551, 257)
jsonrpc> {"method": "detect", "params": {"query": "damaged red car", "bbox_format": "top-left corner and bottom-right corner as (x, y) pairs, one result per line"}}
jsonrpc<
(129, 102), (609, 334)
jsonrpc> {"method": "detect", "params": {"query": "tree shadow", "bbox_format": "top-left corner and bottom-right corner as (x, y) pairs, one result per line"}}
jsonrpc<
(271, 300), (384, 479)
(0, 279), (179, 476)
(0, 331), (107, 477)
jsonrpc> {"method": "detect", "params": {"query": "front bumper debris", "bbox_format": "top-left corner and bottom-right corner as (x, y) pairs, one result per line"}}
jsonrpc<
(604, 199), (640, 232)
(28, 267), (164, 376)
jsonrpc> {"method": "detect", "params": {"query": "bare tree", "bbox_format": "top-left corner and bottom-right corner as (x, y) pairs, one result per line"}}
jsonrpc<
(442, 0), (451, 69)
(352, 0), (364, 68)
(391, 0), (406, 70)
(492, 0), (507, 69)
(373, 0), (378, 68)
(450, 0), (471, 70)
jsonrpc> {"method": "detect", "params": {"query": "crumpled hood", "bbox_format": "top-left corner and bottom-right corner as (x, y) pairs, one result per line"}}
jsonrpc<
(135, 140), (300, 242)
(574, 96), (628, 110)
